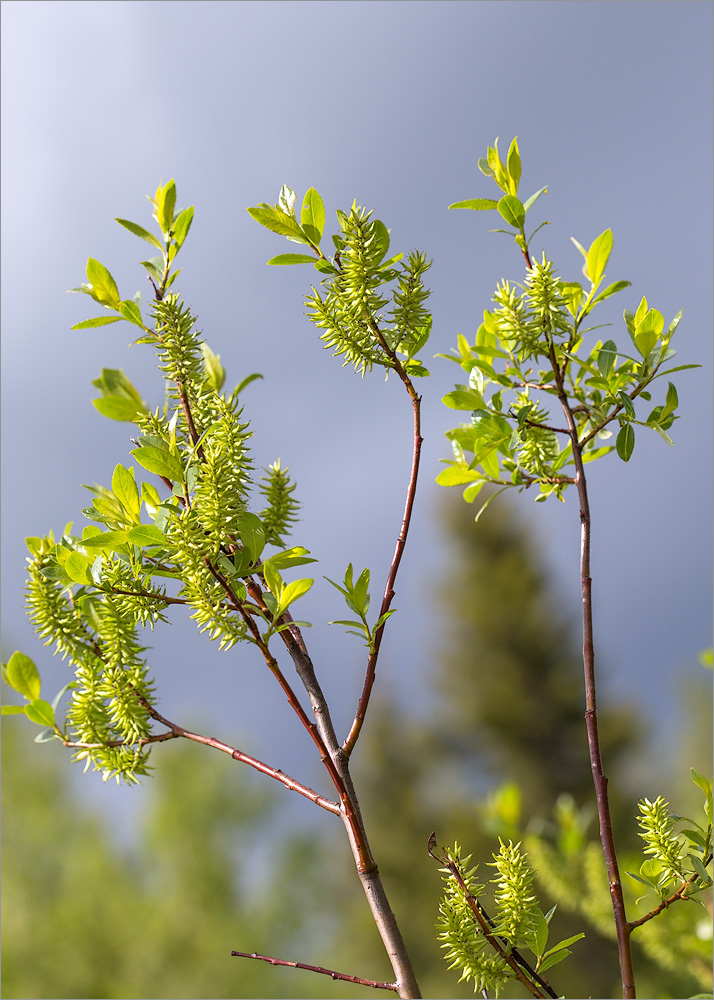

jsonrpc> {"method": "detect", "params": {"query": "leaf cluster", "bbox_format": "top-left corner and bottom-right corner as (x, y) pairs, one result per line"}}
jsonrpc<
(439, 137), (695, 515)
(6, 182), (322, 782)
(248, 186), (432, 378)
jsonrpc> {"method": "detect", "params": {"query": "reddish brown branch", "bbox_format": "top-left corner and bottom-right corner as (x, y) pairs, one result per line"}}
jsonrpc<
(548, 341), (635, 997)
(343, 318), (423, 757)
(230, 950), (398, 992)
(628, 853), (713, 930)
(136, 698), (341, 814)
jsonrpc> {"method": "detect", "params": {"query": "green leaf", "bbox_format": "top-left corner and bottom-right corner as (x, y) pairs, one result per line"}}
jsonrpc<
(24, 698), (55, 727)
(71, 315), (123, 330)
(586, 229), (613, 286)
(115, 217), (164, 249)
(5, 651), (41, 700)
(64, 551), (93, 585)
(442, 388), (485, 410)
(634, 309), (664, 357)
(275, 578), (313, 618)
(157, 179), (177, 234)
(597, 340), (618, 378)
(51, 680), (77, 713)
(448, 198), (499, 211)
(112, 465), (141, 522)
(537, 949), (572, 974)
(1, 705), (26, 715)
(265, 547), (318, 570)
(506, 136), (521, 194)
(127, 525), (168, 547)
(691, 768), (712, 794)
(93, 397), (143, 422)
(523, 185), (548, 213)
(477, 157), (495, 178)
(172, 206), (194, 247)
(233, 372), (264, 396)
(616, 424), (635, 462)
(201, 342), (225, 391)
(435, 464), (481, 487)
(86, 258), (120, 307)
(300, 188), (325, 245)
(131, 446), (184, 482)
(266, 253), (317, 265)
(81, 530), (130, 550)
(660, 382), (678, 421)
(247, 204), (307, 241)
(263, 561), (282, 600)
(591, 279), (631, 306)
(117, 300), (145, 328)
(497, 194), (525, 229)
(236, 513), (266, 563)
(34, 728), (59, 743)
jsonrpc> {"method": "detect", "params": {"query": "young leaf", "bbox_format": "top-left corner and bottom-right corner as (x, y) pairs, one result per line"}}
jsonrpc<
(506, 136), (521, 194)
(172, 206), (194, 247)
(591, 279), (631, 307)
(597, 340), (618, 378)
(523, 185), (548, 213)
(246, 204), (308, 241)
(266, 253), (317, 265)
(275, 578), (313, 618)
(112, 465), (141, 522)
(131, 446), (184, 483)
(127, 525), (168, 547)
(300, 188), (325, 246)
(71, 316), (123, 330)
(86, 258), (120, 307)
(497, 194), (525, 229)
(115, 217), (164, 249)
(616, 423), (635, 462)
(117, 300), (145, 328)
(24, 698), (55, 728)
(448, 198), (499, 211)
(586, 229), (613, 286)
(201, 342), (226, 391)
(93, 397), (144, 422)
(5, 651), (41, 701)
(157, 179), (177, 234)
(660, 381), (678, 421)
(634, 309), (664, 358)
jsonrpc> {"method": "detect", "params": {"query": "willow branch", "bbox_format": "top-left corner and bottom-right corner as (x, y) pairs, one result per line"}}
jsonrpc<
(230, 951), (397, 992)
(133, 697), (340, 814)
(547, 339), (635, 998)
(628, 853), (713, 930)
(343, 317), (423, 757)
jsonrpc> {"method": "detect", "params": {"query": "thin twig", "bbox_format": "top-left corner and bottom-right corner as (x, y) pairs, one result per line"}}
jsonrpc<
(135, 697), (341, 814)
(343, 316), (423, 757)
(230, 950), (398, 992)
(628, 853), (713, 930)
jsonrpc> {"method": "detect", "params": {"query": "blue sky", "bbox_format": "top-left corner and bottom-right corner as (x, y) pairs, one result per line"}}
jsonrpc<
(2, 0), (712, 824)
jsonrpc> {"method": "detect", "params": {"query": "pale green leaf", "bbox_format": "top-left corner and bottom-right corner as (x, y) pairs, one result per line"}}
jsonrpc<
(6, 651), (41, 701)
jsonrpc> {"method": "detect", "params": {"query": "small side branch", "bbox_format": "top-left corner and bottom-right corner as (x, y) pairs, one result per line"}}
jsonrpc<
(231, 950), (398, 992)
(628, 854), (713, 930)
(343, 317), (423, 757)
(132, 698), (340, 814)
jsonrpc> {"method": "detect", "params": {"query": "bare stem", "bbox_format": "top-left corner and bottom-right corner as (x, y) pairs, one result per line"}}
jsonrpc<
(131, 697), (341, 813)
(549, 342), (635, 997)
(230, 950), (398, 992)
(343, 317), (423, 757)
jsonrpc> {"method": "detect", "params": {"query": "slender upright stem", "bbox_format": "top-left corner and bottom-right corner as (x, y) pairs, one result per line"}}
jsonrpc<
(550, 345), (636, 998)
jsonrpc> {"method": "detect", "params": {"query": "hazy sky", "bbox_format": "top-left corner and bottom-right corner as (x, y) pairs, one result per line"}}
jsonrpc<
(2, 0), (712, 825)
